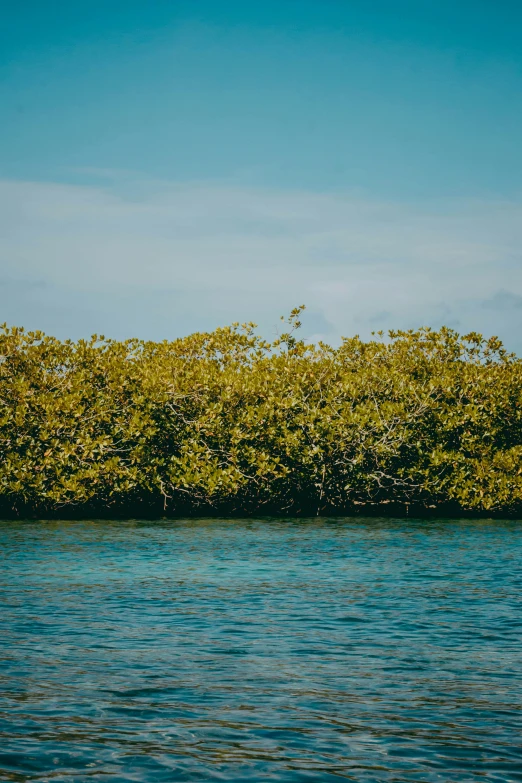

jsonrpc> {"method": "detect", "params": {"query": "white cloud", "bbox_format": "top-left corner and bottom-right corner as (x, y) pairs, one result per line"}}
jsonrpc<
(1, 177), (522, 351)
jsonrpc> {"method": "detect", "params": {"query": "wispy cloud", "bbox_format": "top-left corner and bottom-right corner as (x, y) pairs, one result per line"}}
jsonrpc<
(482, 290), (522, 311)
(1, 177), (521, 351)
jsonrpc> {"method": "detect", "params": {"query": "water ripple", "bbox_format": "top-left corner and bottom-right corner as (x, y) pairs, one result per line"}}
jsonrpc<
(1, 517), (521, 782)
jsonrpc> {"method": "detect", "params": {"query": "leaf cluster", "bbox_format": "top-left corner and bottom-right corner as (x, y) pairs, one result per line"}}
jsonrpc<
(1, 313), (521, 517)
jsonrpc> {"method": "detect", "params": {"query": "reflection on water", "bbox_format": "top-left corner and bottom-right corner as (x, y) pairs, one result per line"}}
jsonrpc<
(1, 517), (521, 782)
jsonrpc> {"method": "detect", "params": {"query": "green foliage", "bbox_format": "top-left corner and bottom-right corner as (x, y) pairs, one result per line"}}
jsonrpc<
(1, 310), (521, 517)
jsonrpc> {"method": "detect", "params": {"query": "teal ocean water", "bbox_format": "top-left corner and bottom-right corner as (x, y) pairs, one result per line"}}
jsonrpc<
(1, 518), (521, 782)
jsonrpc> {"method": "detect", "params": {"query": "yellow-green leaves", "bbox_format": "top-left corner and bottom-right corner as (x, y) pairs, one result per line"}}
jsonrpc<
(1, 320), (521, 516)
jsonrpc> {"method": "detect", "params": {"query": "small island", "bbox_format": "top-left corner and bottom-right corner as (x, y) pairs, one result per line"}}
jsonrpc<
(2, 307), (521, 519)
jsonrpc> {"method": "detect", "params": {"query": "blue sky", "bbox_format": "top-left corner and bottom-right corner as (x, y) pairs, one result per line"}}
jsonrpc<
(1, 0), (522, 348)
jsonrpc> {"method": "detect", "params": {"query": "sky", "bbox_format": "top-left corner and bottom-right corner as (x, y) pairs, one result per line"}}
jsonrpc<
(1, 0), (522, 349)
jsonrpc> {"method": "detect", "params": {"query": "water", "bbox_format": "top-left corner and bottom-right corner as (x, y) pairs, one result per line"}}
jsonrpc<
(1, 518), (521, 782)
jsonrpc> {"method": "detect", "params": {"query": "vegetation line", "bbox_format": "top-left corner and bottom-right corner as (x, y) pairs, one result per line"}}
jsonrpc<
(1, 307), (521, 518)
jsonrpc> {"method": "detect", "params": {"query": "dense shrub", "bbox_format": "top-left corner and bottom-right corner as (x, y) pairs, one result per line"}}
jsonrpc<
(1, 308), (521, 517)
